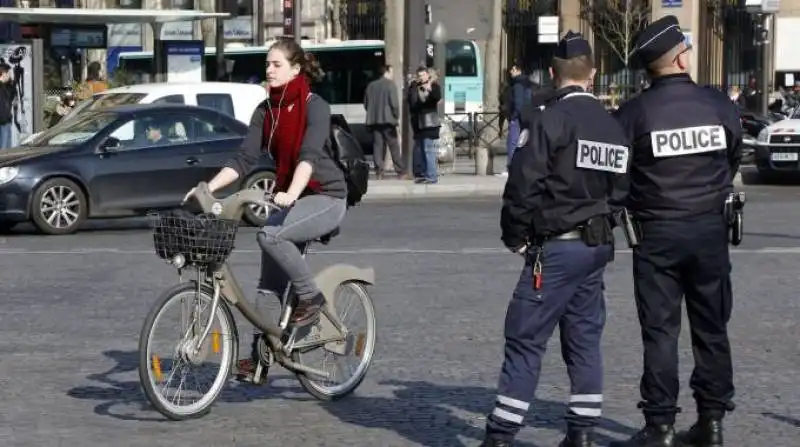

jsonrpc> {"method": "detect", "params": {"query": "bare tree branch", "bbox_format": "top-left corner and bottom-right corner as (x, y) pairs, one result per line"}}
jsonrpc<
(578, 0), (651, 67)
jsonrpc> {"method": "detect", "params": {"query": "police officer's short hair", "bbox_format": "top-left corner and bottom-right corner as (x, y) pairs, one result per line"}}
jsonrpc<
(551, 56), (594, 82)
(646, 44), (684, 74)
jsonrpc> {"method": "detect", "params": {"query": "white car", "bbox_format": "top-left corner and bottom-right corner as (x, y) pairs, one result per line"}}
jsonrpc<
(754, 108), (800, 180)
(24, 82), (267, 144)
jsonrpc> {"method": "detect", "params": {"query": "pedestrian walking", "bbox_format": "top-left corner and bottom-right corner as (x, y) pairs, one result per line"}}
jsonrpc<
(481, 31), (630, 447)
(609, 15), (743, 447)
(364, 64), (406, 179)
(497, 61), (532, 177)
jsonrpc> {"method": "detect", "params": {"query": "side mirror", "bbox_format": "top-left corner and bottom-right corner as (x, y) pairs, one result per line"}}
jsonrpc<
(99, 136), (121, 152)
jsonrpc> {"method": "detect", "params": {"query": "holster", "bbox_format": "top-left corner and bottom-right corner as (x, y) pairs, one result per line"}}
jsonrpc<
(580, 215), (615, 247)
(724, 192), (746, 246)
(610, 208), (640, 248)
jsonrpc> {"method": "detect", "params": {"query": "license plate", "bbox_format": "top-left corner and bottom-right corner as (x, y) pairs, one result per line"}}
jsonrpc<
(771, 152), (798, 161)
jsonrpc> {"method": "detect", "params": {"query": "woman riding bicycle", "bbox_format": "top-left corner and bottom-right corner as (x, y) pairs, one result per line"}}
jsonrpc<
(185, 39), (347, 332)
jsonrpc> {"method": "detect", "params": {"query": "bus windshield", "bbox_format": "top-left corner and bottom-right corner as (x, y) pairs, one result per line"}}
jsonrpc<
(426, 40), (478, 77)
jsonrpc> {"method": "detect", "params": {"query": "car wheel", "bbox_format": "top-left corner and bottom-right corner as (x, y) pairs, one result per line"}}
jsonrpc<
(31, 177), (88, 235)
(241, 171), (276, 227)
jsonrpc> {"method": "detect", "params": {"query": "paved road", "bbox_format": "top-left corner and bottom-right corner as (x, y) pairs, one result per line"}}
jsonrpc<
(1, 185), (799, 446)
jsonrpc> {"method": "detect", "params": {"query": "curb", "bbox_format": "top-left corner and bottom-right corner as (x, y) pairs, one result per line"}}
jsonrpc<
(365, 172), (747, 201)
(364, 183), (503, 201)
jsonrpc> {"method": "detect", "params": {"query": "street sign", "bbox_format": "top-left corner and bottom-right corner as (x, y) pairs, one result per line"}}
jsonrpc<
(762, 0), (780, 13)
(537, 16), (559, 44)
(282, 0), (294, 36)
(744, 0), (780, 12)
(662, 0), (682, 6)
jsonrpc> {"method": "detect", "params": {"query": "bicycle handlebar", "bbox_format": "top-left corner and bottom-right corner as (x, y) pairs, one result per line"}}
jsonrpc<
(189, 182), (280, 220)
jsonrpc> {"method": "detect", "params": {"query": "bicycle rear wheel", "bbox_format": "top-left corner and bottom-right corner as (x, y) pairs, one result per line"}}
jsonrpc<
(292, 281), (376, 400)
(138, 282), (237, 420)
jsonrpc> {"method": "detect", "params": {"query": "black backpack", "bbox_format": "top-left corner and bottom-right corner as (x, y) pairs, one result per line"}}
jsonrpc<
(305, 94), (369, 207)
(329, 115), (370, 207)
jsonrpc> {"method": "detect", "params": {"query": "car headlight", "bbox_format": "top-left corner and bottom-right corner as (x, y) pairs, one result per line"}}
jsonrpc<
(757, 128), (769, 143)
(0, 166), (18, 185)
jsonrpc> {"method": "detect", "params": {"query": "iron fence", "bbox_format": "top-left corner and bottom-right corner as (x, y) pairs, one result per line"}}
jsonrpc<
(337, 0), (384, 40)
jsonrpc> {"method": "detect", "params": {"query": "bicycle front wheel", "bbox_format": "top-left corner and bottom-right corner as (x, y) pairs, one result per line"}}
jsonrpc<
(138, 282), (237, 420)
(292, 281), (377, 401)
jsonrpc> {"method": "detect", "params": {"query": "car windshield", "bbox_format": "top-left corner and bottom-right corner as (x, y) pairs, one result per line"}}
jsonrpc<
(63, 92), (146, 121)
(792, 108), (800, 119)
(27, 112), (119, 147)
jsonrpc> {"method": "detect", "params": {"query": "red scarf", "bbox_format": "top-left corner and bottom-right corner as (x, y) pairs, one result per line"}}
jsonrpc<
(262, 75), (321, 193)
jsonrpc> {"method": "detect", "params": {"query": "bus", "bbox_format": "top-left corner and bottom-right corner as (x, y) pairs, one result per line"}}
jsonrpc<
(116, 39), (484, 144)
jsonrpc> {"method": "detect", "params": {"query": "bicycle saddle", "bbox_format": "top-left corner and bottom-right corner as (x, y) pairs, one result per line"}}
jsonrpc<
(316, 227), (340, 245)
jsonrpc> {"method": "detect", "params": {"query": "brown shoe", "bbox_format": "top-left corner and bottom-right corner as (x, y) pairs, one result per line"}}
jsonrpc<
(375, 172), (385, 180)
(289, 293), (326, 328)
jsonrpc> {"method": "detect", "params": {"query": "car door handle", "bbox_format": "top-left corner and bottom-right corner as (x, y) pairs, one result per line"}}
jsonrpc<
(186, 157), (201, 165)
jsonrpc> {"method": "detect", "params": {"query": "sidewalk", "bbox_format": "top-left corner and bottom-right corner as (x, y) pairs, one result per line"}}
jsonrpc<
(365, 174), (506, 201)
(365, 168), (749, 201)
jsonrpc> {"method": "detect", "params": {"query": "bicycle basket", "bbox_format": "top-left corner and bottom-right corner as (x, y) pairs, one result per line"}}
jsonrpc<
(150, 212), (239, 268)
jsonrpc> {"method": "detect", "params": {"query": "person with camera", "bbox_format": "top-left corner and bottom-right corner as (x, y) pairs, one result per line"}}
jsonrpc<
(407, 66), (442, 184)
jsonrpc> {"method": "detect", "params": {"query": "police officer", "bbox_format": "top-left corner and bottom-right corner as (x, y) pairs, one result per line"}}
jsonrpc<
(609, 15), (742, 447)
(482, 31), (629, 447)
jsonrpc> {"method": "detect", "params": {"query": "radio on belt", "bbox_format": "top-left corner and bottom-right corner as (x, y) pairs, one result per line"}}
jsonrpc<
(650, 125), (727, 158)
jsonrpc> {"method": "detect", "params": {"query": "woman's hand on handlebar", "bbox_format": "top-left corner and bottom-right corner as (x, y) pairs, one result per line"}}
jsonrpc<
(273, 191), (298, 208)
(182, 187), (198, 204)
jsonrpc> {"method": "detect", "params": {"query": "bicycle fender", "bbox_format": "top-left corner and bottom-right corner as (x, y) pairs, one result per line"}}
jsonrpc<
(314, 264), (375, 301)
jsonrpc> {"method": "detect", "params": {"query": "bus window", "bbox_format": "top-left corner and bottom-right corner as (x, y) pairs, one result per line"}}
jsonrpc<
(310, 48), (384, 105)
(426, 40), (478, 77)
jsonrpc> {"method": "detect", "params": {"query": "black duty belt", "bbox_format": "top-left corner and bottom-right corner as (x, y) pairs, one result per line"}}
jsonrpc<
(551, 230), (582, 240)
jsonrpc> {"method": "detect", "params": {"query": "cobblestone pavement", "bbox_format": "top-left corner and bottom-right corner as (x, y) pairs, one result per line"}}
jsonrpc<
(0, 185), (798, 446)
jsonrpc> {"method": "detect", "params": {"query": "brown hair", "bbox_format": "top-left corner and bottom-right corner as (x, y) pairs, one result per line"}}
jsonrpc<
(269, 38), (324, 82)
(551, 55), (594, 82)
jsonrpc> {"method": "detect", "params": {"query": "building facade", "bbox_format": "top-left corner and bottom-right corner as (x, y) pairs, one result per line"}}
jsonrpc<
(561, 0), (800, 90)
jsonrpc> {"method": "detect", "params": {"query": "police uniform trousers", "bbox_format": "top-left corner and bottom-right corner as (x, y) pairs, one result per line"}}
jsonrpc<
(486, 239), (613, 440)
(632, 212), (735, 425)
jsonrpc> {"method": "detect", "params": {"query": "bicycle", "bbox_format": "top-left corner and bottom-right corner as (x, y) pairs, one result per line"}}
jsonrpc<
(137, 182), (377, 420)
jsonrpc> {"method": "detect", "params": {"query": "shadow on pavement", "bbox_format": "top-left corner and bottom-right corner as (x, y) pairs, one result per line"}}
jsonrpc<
(319, 379), (638, 447)
(66, 350), (308, 422)
(762, 412), (800, 428)
(741, 168), (800, 186)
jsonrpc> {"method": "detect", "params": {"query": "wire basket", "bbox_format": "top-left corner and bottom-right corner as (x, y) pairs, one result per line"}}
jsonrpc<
(150, 212), (239, 269)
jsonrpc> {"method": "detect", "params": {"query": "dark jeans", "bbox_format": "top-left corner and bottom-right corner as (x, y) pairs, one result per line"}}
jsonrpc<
(370, 124), (404, 174)
(633, 213), (735, 425)
(412, 136), (438, 182)
(505, 118), (520, 170)
(0, 123), (12, 149)
(486, 240), (613, 440)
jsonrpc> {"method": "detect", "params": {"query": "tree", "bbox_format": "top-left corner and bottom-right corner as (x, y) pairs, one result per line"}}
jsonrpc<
(578, 0), (650, 67)
(199, 0), (217, 47)
(475, 0), (503, 176)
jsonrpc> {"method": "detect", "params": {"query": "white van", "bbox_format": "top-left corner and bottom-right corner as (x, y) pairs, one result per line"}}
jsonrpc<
(24, 82), (267, 144)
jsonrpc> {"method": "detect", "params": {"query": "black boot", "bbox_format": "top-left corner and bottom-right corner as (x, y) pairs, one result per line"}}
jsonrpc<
(679, 417), (723, 446)
(609, 424), (683, 446)
(479, 437), (512, 447)
(559, 427), (594, 446)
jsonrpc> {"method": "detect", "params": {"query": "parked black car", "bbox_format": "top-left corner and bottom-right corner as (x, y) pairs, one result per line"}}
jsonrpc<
(0, 104), (276, 235)
(737, 105), (775, 164)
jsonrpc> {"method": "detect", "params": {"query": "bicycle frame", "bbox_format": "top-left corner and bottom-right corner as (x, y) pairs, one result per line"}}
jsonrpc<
(178, 183), (360, 380)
